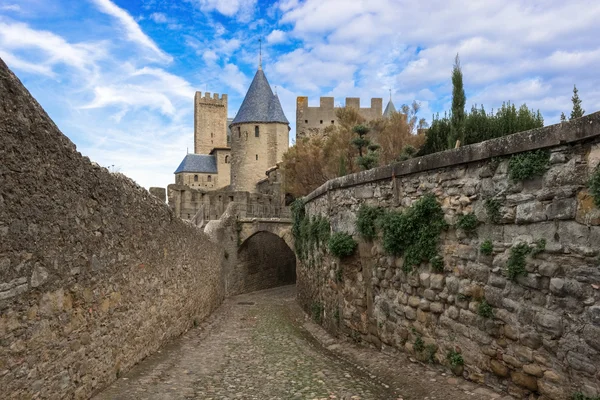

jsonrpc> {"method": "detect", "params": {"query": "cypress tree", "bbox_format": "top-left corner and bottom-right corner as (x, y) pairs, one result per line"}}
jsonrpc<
(570, 85), (584, 120)
(560, 112), (566, 122)
(450, 54), (466, 148)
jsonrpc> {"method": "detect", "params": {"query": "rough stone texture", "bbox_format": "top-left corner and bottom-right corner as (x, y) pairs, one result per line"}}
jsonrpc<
(298, 112), (600, 399)
(0, 59), (224, 399)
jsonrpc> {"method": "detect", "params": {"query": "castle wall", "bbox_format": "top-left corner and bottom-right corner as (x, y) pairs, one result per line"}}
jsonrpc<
(0, 60), (225, 399)
(175, 172), (219, 190)
(194, 92), (228, 154)
(230, 122), (289, 192)
(213, 149), (231, 188)
(296, 96), (383, 140)
(297, 113), (600, 400)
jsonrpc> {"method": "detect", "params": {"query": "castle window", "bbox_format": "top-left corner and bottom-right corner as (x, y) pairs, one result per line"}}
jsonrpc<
(256, 154), (258, 160)
(211, 132), (214, 138)
(255, 126), (259, 137)
(245, 132), (248, 140)
(331, 120), (335, 124)
(320, 120), (323, 124)
(194, 175), (198, 182)
(225, 155), (229, 163)
(305, 120), (308, 123)
(207, 175), (212, 182)
(238, 127), (241, 138)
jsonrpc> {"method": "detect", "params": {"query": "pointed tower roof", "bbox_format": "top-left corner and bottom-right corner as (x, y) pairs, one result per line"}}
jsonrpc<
(383, 99), (397, 118)
(231, 69), (288, 125)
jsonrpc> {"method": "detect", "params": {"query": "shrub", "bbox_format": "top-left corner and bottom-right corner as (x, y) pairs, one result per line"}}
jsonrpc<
(328, 232), (357, 258)
(311, 302), (323, 324)
(508, 150), (550, 181)
(430, 255), (444, 272)
(379, 194), (447, 272)
(456, 213), (478, 232)
(572, 393), (600, 400)
(356, 204), (384, 240)
(425, 344), (437, 364)
(531, 238), (546, 257)
(507, 243), (531, 281)
(480, 240), (493, 255)
(589, 165), (600, 208)
(484, 198), (502, 223)
(414, 335), (425, 353)
(478, 300), (494, 318)
(447, 350), (464, 367)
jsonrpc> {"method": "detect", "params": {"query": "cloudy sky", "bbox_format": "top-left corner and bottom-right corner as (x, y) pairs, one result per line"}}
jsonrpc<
(1, 0), (599, 189)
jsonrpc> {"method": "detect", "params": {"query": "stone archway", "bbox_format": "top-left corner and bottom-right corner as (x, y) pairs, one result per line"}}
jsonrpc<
(232, 231), (296, 294)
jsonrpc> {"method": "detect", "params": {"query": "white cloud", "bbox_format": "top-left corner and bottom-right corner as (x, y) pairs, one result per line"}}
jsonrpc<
(192, 0), (257, 21)
(266, 29), (286, 44)
(91, 0), (172, 62)
(0, 49), (55, 76)
(149, 12), (168, 23)
(0, 4), (20, 11)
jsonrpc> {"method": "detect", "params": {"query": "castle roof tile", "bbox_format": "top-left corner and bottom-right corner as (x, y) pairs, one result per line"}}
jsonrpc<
(383, 99), (397, 118)
(174, 154), (218, 174)
(232, 68), (288, 125)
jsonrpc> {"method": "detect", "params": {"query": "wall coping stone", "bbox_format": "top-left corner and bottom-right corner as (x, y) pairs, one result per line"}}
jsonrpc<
(304, 111), (600, 203)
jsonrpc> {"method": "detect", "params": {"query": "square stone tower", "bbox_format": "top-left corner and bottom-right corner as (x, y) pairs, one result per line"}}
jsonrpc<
(194, 92), (228, 155)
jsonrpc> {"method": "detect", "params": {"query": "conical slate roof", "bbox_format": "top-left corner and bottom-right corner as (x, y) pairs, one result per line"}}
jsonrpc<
(383, 99), (397, 118)
(231, 68), (289, 125)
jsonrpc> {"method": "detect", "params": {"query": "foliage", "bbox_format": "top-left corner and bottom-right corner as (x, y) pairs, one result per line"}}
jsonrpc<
(532, 238), (546, 257)
(397, 145), (418, 161)
(400, 100), (429, 134)
(450, 54), (466, 148)
(485, 198), (502, 224)
(480, 240), (493, 255)
(507, 243), (531, 281)
(430, 255), (444, 272)
(333, 308), (340, 324)
(414, 335), (425, 353)
(356, 204), (384, 240)
(447, 350), (464, 367)
(425, 344), (437, 364)
(419, 103), (544, 156)
(570, 85), (585, 120)
(291, 199), (307, 259)
(291, 199), (330, 260)
(374, 112), (426, 165)
(335, 267), (343, 283)
(560, 112), (567, 122)
(572, 393), (600, 400)
(379, 194), (448, 272)
(456, 213), (478, 232)
(589, 165), (600, 208)
(478, 300), (494, 319)
(353, 124), (380, 170)
(508, 150), (550, 181)
(328, 232), (357, 258)
(311, 302), (324, 324)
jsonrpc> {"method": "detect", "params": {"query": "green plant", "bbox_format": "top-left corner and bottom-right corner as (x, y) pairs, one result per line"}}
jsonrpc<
(456, 213), (478, 232)
(291, 199), (306, 259)
(335, 268), (343, 283)
(446, 349), (464, 367)
(356, 204), (384, 240)
(311, 302), (324, 324)
(379, 194), (448, 272)
(508, 150), (550, 181)
(193, 319), (199, 327)
(506, 243), (531, 281)
(430, 255), (444, 272)
(457, 293), (471, 302)
(532, 238), (546, 257)
(480, 240), (493, 255)
(328, 232), (357, 258)
(571, 393), (600, 400)
(589, 165), (600, 208)
(484, 198), (502, 223)
(478, 300), (494, 319)
(333, 308), (340, 324)
(414, 335), (425, 353)
(425, 344), (437, 364)
(350, 330), (362, 343)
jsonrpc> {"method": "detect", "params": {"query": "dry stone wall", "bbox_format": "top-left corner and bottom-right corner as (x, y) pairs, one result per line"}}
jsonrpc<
(0, 59), (225, 399)
(298, 113), (600, 400)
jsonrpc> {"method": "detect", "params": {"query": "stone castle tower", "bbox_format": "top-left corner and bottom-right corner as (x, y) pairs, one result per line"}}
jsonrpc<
(194, 92), (228, 154)
(229, 66), (289, 192)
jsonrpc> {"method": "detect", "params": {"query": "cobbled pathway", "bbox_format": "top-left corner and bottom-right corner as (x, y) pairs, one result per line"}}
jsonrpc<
(94, 285), (512, 400)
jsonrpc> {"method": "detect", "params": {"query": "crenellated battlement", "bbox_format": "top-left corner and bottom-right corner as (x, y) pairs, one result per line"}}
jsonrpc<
(195, 91), (228, 105)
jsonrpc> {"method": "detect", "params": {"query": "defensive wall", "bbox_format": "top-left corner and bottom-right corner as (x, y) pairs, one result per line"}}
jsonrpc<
(298, 113), (600, 399)
(296, 96), (383, 140)
(0, 60), (225, 399)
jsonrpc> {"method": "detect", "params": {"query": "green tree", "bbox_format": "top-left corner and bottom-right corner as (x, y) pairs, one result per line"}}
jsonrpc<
(570, 84), (585, 120)
(560, 112), (566, 122)
(450, 54), (466, 148)
(352, 124), (379, 170)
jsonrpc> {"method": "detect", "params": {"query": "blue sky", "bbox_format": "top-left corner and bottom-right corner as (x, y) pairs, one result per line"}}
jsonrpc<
(1, 0), (599, 189)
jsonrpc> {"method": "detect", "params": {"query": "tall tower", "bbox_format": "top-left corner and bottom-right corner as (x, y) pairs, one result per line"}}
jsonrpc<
(230, 67), (289, 192)
(194, 92), (228, 154)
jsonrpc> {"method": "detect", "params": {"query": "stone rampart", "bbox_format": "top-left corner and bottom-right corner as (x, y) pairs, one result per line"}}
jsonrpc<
(0, 59), (225, 399)
(299, 113), (600, 399)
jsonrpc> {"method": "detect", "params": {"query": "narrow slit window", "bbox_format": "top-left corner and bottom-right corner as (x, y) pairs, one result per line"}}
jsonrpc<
(255, 126), (259, 137)
(194, 175), (198, 182)
(207, 175), (212, 182)
(256, 154), (258, 160)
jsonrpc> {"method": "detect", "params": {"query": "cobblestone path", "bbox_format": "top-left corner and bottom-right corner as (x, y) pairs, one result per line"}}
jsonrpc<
(94, 285), (511, 400)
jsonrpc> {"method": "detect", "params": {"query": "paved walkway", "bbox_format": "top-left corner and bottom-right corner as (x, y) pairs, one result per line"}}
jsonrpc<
(94, 285), (511, 400)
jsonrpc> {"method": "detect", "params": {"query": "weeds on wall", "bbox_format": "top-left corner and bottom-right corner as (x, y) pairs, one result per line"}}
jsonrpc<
(291, 199), (331, 260)
(446, 349), (464, 367)
(506, 243), (531, 280)
(328, 232), (357, 258)
(484, 198), (502, 223)
(572, 393), (600, 400)
(508, 150), (550, 181)
(456, 213), (478, 232)
(477, 300), (494, 319)
(356, 204), (384, 240)
(379, 194), (448, 272)
(589, 165), (600, 208)
(311, 302), (324, 324)
(414, 335), (425, 353)
(480, 240), (493, 255)
(430, 255), (444, 272)
(532, 238), (546, 257)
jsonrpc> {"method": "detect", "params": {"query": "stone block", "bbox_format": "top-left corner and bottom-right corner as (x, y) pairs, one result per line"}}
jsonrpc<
(430, 274), (445, 290)
(490, 359), (509, 377)
(423, 289), (436, 301)
(464, 262), (490, 283)
(445, 276), (459, 293)
(408, 296), (420, 308)
(484, 285), (503, 308)
(545, 197), (577, 220)
(430, 302), (444, 314)
(515, 201), (547, 223)
(488, 274), (507, 288)
(535, 311), (563, 339)
(419, 273), (430, 288)
(537, 379), (566, 400)
(510, 371), (538, 391)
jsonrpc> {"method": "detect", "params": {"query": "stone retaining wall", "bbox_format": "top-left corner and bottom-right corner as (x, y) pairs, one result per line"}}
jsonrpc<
(298, 112), (600, 399)
(0, 59), (225, 398)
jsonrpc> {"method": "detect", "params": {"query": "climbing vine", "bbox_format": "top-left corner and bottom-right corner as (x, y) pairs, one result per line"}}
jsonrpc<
(291, 199), (331, 260)
(456, 213), (478, 232)
(589, 165), (600, 208)
(379, 194), (448, 272)
(508, 150), (550, 181)
(328, 232), (357, 258)
(356, 204), (384, 240)
(484, 198), (502, 224)
(506, 243), (531, 281)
